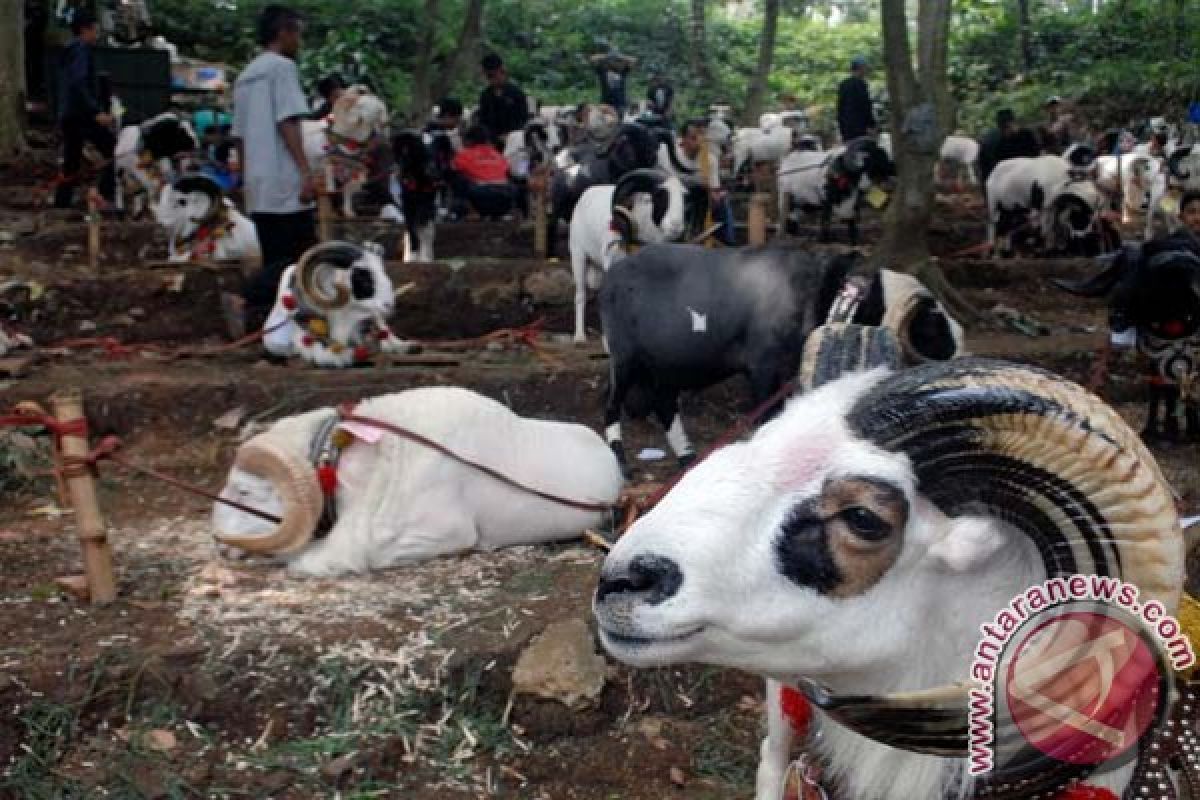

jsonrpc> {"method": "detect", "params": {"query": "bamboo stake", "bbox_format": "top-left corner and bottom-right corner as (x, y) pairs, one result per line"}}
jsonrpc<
(317, 163), (336, 242)
(50, 389), (116, 605)
(86, 192), (101, 272)
(532, 167), (548, 259)
(748, 192), (768, 246)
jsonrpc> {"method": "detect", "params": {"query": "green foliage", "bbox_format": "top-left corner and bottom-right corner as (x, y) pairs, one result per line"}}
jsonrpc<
(145, 0), (1198, 135)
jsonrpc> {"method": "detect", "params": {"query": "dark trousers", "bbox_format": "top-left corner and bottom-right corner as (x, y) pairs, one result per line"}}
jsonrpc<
(450, 175), (515, 219)
(245, 210), (317, 322)
(54, 117), (116, 208)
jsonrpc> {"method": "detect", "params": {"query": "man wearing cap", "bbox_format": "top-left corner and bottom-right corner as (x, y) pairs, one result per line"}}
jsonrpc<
(478, 54), (529, 146)
(837, 56), (877, 144)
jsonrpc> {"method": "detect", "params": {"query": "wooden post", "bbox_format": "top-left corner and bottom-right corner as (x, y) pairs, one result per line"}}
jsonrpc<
(317, 163), (336, 242)
(86, 192), (101, 271)
(50, 389), (116, 605)
(532, 167), (548, 259)
(748, 193), (768, 246)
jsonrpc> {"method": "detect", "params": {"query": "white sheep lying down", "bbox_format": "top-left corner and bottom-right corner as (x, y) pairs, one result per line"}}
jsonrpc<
(213, 387), (624, 576)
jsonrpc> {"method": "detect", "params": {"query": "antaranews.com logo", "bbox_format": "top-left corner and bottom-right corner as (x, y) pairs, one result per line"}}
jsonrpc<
(968, 575), (1196, 777)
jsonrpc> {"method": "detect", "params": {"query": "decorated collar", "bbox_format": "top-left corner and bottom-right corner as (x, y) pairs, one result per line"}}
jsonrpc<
(278, 278), (395, 364)
(308, 412), (352, 538)
(826, 276), (870, 324)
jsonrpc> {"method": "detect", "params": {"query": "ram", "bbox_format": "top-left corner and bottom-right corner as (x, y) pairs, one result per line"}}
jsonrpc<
(261, 241), (415, 368)
(568, 169), (687, 343)
(777, 138), (894, 244)
(598, 245), (964, 471)
(985, 155), (1109, 256)
(594, 356), (1185, 800)
(1055, 233), (1200, 442)
(153, 174), (260, 267)
(213, 386), (624, 576)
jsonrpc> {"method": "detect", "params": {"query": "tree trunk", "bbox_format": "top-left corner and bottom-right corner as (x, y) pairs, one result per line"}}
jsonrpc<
(1016, 0), (1034, 72)
(0, 0), (28, 162)
(871, 0), (955, 277)
(742, 0), (781, 126)
(689, 0), (711, 86)
(432, 0), (485, 103)
(408, 0), (442, 121)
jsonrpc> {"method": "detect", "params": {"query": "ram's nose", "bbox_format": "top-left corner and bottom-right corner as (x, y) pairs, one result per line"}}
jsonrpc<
(596, 554), (683, 606)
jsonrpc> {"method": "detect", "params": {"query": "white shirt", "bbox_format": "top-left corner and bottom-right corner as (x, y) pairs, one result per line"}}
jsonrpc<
(232, 52), (313, 215)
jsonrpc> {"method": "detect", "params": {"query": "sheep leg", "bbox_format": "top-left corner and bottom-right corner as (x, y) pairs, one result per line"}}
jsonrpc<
(654, 391), (695, 468)
(847, 208), (860, 247)
(1185, 400), (1200, 442)
(420, 222), (435, 262)
(818, 202), (833, 243)
(754, 679), (794, 800)
(1142, 384), (1166, 441)
(571, 250), (589, 344)
(604, 362), (634, 477)
(1163, 384), (1182, 441)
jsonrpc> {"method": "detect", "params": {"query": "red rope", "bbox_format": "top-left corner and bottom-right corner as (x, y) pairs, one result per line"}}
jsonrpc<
(336, 404), (617, 514)
(0, 410), (282, 525)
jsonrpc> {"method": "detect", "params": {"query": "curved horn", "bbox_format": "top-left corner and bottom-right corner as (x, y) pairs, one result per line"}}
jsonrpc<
(798, 322), (904, 392)
(802, 359), (1184, 760)
(1052, 245), (1137, 296)
(212, 436), (322, 555)
(1168, 145), (1193, 180)
(848, 359), (1182, 602)
(877, 272), (961, 363)
(611, 168), (665, 212)
(295, 241), (363, 312)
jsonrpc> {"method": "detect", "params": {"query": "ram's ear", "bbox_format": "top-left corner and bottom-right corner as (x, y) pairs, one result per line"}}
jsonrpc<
(928, 516), (1008, 573)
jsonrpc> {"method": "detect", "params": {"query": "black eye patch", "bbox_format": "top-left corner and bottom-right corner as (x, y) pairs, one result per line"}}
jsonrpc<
(652, 189), (669, 226)
(350, 268), (375, 300)
(774, 498), (843, 593)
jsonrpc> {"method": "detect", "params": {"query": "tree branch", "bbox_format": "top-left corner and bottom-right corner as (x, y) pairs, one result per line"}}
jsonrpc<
(881, 0), (918, 110)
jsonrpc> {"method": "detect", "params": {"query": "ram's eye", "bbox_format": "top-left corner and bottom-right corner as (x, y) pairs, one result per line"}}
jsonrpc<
(841, 506), (890, 540)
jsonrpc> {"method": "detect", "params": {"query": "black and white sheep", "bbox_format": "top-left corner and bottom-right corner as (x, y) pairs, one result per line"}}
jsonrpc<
(113, 112), (200, 217)
(547, 122), (664, 257)
(985, 154), (1110, 256)
(777, 139), (894, 245)
(262, 241), (416, 368)
(568, 169), (688, 343)
(598, 245), (965, 471)
(593, 357), (1184, 800)
(213, 386), (624, 576)
(153, 173), (260, 266)
(382, 130), (439, 263)
(1055, 232), (1200, 441)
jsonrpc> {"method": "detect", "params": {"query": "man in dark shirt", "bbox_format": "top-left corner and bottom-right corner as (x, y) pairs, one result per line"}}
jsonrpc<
(978, 109), (1017, 185)
(589, 49), (636, 115)
(646, 71), (674, 122)
(478, 54), (529, 146)
(55, 10), (116, 208)
(836, 55), (877, 144)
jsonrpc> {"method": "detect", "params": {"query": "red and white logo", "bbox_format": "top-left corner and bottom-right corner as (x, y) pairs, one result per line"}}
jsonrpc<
(1005, 611), (1162, 766)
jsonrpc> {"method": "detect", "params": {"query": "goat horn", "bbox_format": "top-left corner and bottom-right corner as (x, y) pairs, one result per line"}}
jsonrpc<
(850, 359), (1183, 602)
(798, 323), (904, 393)
(876, 271), (961, 364)
(795, 359), (1184, 764)
(295, 241), (359, 312)
(212, 436), (322, 555)
(611, 169), (665, 211)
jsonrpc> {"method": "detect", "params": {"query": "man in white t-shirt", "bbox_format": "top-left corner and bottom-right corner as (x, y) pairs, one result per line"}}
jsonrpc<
(228, 5), (318, 335)
(657, 120), (735, 243)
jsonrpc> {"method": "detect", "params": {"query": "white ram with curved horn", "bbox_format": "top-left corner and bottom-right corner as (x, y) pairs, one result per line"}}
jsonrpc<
(212, 387), (624, 576)
(594, 348), (1186, 800)
(262, 241), (416, 368)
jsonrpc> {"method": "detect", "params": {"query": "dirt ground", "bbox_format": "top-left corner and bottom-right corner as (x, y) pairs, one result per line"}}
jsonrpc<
(1, 152), (1198, 800)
